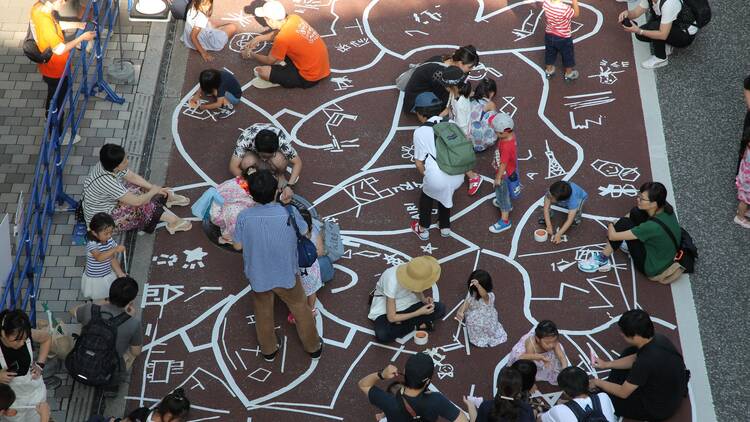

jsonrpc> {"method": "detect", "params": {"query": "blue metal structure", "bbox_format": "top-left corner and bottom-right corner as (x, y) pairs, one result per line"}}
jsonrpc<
(2, 0), (124, 322)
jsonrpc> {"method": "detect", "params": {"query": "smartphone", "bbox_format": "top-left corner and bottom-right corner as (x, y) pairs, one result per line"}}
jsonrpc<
(622, 18), (633, 27)
(7, 361), (19, 374)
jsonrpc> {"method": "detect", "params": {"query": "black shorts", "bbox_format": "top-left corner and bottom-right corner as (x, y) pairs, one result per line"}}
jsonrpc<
(269, 58), (322, 89)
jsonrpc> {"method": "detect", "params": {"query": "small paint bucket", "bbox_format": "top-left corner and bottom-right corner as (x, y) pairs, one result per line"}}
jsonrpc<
(414, 330), (429, 345)
(534, 229), (548, 242)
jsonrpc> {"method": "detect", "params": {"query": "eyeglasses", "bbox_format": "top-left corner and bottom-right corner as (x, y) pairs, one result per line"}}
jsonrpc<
(636, 196), (651, 203)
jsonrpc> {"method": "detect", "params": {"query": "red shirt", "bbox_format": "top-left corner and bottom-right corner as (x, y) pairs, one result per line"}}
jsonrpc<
(493, 135), (517, 177)
(543, 0), (575, 38)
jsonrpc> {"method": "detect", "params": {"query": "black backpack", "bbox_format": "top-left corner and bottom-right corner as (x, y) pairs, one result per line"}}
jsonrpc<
(682, 0), (711, 27)
(564, 394), (608, 422)
(23, 26), (52, 64)
(66, 305), (130, 386)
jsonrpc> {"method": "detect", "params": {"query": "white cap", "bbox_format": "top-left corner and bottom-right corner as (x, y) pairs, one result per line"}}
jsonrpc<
(254, 1), (286, 21)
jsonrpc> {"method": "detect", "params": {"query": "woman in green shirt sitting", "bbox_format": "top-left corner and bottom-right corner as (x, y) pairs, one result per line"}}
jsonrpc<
(579, 182), (680, 278)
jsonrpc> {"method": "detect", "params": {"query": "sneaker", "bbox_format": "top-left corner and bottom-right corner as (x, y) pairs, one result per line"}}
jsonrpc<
(411, 220), (429, 241)
(665, 44), (674, 56)
(620, 242), (630, 254)
(440, 228), (452, 237)
(262, 348), (280, 362)
(733, 215), (750, 229)
(61, 133), (81, 146)
(578, 252), (611, 273)
(564, 70), (579, 81)
(545, 66), (555, 79)
(309, 339), (324, 360)
(641, 55), (668, 69)
(467, 176), (483, 196)
(489, 219), (512, 233)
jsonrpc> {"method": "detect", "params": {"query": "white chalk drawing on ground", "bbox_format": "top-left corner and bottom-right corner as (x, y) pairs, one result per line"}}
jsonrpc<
(512, 9), (543, 41)
(598, 184), (638, 197)
(229, 33), (268, 54)
(569, 112), (604, 130)
(401, 144), (415, 162)
(146, 359), (184, 384)
(563, 91), (615, 110)
(142, 284), (184, 319)
(591, 159), (641, 182)
(588, 59), (629, 85)
(467, 62), (503, 81)
(182, 247), (208, 270)
(221, 12), (254, 28)
(330, 76), (354, 91)
(420, 243), (438, 254)
(498, 96), (517, 117)
(292, 0), (331, 15)
(323, 103), (360, 152)
(159, 2), (703, 419)
(313, 176), (421, 219)
(544, 140), (567, 180)
(413, 5), (442, 25)
(182, 100), (235, 122)
(152, 254), (177, 266)
(404, 29), (429, 36)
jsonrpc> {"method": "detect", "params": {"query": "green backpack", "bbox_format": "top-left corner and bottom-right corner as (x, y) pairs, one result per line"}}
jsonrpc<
(430, 121), (476, 175)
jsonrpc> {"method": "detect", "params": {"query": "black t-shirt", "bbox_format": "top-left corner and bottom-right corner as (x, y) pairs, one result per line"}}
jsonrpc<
(744, 74), (750, 90)
(218, 70), (242, 99)
(368, 386), (460, 422)
(476, 399), (535, 422)
(404, 55), (450, 110)
(627, 334), (686, 419)
(0, 340), (31, 376)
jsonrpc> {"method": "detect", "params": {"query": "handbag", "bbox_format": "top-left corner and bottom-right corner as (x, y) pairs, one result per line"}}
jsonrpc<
(23, 25), (52, 64)
(651, 217), (697, 274)
(285, 205), (318, 268)
(507, 171), (522, 200)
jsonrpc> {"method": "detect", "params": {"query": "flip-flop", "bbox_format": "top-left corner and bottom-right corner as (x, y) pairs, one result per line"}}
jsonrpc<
(166, 220), (192, 234)
(166, 193), (190, 208)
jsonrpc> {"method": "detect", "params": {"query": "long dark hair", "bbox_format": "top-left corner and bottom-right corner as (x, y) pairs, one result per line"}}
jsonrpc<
(472, 78), (497, 101)
(737, 127), (750, 173)
(155, 388), (190, 418)
(639, 181), (674, 214)
(0, 310), (31, 342)
(489, 367), (524, 422)
(467, 269), (492, 299)
(189, 0), (212, 15)
(444, 45), (479, 68)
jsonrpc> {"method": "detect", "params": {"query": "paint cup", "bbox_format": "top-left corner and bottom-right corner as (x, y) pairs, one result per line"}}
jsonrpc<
(414, 330), (429, 346)
(534, 229), (548, 242)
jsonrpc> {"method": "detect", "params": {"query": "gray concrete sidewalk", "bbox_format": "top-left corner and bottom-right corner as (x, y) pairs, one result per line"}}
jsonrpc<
(0, 0), (157, 419)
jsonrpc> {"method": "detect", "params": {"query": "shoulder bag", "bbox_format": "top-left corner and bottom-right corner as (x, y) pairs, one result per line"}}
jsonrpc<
(650, 217), (697, 274)
(285, 205), (318, 268)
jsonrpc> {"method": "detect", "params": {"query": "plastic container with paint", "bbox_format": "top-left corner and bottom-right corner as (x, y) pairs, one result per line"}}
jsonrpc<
(414, 330), (428, 345)
(534, 229), (548, 242)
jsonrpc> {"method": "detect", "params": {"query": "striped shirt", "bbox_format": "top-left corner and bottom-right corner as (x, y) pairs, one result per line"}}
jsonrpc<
(234, 204), (308, 292)
(85, 238), (117, 277)
(82, 163), (128, 224)
(543, 0), (575, 38)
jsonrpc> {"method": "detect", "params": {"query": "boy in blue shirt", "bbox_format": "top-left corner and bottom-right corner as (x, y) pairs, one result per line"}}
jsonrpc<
(539, 180), (588, 243)
(188, 68), (242, 113)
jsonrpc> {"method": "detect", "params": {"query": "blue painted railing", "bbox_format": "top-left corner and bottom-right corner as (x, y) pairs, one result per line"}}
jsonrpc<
(2, 0), (125, 322)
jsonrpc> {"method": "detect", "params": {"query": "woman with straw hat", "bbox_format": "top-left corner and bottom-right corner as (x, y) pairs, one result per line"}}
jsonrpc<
(368, 256), (446, 343)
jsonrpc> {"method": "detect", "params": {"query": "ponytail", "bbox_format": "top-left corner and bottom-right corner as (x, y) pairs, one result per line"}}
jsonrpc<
(489, 367), (524, 422)
(156, 388), (190, 418)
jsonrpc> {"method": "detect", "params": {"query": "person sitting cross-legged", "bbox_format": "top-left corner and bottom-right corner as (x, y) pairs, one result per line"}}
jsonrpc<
(540, 366), (616, 422)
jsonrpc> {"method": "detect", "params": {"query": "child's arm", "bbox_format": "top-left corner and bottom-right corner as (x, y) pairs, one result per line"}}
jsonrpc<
(188, 88), (203, 108)
(494, 161), (507, 185)
(90, 244), (125, 262)
(518, 336), (550, 363)
(314, 233), (325, 257)
(415, 159), (426, 176)
(543, 196), (554, 234)
(111, 256), (126, 278)
(554, 209), (577, 242)
(455, 299), (468, 321)
(554, 343), (569, 367)
(199, 98), (226, 110)
(571, 0), (580, 18)
(471, 280), (490, 303)
(190, 27), (213, 62)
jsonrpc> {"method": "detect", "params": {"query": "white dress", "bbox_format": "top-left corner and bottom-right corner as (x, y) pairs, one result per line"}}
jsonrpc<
(182, 8), (228, 51)
(413, 116), (464, 208)
(465, 293), (508, 347)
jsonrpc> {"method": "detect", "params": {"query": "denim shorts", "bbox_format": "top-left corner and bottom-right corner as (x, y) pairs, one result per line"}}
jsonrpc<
(544, 33), (575, 68)
(223, 91), (241, 105)
(495, 177), (512, 212)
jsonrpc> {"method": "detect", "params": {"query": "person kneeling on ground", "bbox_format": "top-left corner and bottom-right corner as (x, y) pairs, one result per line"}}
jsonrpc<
(578, 182), (683, 283)
(0, 309), (51, 422)
(70, 276), (144, 388)
(244, 0), (330, 88)
(188, 68), (242, 112)
(86, 388), (189, 422)
(618, 0), (699, 69)
(368, 255), (446, 343)
(83, 144), (192, 234)
(541, 366), (616, 421)
(590, 309), (688, 421)
(539, 180), (588, 243)
(358, 353), (470, 422)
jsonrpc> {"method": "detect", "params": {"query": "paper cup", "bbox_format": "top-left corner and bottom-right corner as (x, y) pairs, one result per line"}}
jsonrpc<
(534, 229), (548, 242)
(414, 330), (429, 345)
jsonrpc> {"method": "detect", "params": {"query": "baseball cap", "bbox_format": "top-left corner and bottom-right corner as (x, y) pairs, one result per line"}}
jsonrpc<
(411, 92), (442, 113)
(490, 112), (514, 132)
(255, 0), (286, 21)
(436, 66), (466, 87)
(404, 353), (434, 388)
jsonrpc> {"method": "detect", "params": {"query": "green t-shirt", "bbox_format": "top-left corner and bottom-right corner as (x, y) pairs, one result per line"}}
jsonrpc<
(631, 211), (681, 276)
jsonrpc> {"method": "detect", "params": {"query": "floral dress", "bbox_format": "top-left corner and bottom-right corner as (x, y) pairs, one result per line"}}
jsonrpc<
(209, 177), (256, 241)
(465, 293), (507, 347)
(507, 330), (566, 385)
(736, 147), (750, 204)
(300, 228), (323, 297)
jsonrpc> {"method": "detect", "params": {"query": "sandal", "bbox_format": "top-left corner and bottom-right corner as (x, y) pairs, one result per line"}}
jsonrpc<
(166, 193), (190, 208)
(166, 219), (192, 234)
(545, 66), (556, 79)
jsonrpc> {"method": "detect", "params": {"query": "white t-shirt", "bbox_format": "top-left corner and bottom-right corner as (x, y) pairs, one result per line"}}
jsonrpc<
(413, 116), (464, 208)
(367, 266), (421, 320)
(639, 0), (698, 34)
(540, 393), (617, 422)
(449, 94), (472, 136)
(183, 8), (211, 49)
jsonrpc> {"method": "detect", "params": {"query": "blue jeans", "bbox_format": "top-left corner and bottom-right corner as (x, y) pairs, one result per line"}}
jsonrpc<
(494, 178), (512, 213)
(544, 33), (575, 68)
(223, 91), (241, 105)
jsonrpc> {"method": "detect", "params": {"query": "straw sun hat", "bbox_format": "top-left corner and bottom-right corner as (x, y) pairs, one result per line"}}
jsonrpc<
(396, 256), (441, 292)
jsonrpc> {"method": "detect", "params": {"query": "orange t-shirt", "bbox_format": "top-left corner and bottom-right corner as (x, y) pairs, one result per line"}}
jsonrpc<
(30, 3), (68, 78)
(270, 14), (330, 82)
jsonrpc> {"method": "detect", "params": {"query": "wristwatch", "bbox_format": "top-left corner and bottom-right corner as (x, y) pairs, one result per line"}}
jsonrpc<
(377, 370), (385, 380)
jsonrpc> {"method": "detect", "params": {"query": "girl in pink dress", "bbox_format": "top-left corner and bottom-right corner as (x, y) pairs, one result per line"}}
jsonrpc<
(209, 175), (256, 244)
(507, 320), (568, 385)
(734, 129), (750, 228)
